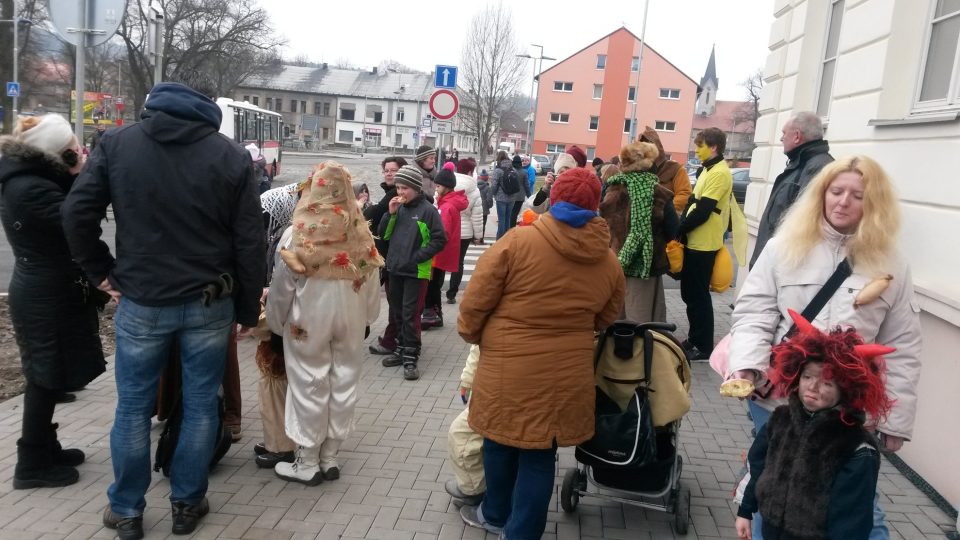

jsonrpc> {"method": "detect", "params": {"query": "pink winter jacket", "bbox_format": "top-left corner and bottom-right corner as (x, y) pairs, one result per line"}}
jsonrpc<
(433, 190), (469, 272)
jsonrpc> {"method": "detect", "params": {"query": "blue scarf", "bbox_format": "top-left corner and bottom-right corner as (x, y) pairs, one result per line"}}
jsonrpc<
(550, 201), (597, 228)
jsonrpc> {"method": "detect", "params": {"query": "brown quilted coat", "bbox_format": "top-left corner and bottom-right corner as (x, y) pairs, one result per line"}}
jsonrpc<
(458, 214), (625, 449)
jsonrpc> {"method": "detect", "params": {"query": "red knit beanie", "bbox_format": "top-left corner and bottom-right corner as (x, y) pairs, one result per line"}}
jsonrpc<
(550, 167), (601, 210)
(567, 145), (588, 168)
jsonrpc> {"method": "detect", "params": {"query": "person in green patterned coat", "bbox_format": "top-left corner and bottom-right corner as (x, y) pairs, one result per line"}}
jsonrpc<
(599, 141), (679, 322)
(377, 165), (447, 380)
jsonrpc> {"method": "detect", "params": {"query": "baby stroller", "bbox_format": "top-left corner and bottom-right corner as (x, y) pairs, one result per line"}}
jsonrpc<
(560, 321), (693, 534)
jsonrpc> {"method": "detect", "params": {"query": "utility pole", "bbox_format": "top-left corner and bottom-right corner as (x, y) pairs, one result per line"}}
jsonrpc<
(73, 0), (88, 142)
(517, 45), (555, 155)
(629, 0), (650, 142)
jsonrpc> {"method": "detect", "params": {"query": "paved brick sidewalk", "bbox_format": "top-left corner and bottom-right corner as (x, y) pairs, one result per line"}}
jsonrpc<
(0, 265), (954, 538)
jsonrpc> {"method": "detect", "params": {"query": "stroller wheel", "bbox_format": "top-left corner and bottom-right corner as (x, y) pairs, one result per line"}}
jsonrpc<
(674, 485), (691, 535)
(560, 468), (580, 513)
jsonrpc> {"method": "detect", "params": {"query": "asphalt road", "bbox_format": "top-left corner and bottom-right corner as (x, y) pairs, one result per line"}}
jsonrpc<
(0, 152), (391, 293)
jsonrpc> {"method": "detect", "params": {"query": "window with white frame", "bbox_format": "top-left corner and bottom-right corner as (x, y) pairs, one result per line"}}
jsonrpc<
(397, 107), (405, 122)
(917, 0), (960, 107)
(659, 88), (681, 99)
(587, 147), (596, 160)
(655, 120), (677, 132)
(631, 56), (640, 71)
(549, 112), (570, 123)
(546, 143), (566, 153)
(623, 118), (633, 133)
(816, 0), (845, 117)
(589, 116), (599, 130)
(553, 81), (574, 92)
(628, 86), (637, 101)
(593, 84), (603, 99)
(597, 54), (607, 69)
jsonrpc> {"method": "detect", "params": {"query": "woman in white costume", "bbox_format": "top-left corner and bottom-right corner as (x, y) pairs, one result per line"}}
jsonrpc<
(266, 161), (383, 485)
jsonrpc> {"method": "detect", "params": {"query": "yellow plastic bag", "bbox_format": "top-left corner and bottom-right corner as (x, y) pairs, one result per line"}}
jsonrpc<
(666, 240), (684, 274)
(711, 247), (733, 293)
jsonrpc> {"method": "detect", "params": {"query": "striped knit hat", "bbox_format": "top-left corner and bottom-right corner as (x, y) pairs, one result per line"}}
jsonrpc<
(415, 145), (436, 162)
(393, 165), (424, 191)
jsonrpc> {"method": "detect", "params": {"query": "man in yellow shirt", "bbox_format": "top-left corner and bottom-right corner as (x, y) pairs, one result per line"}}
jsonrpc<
(679, 127), (732, 360)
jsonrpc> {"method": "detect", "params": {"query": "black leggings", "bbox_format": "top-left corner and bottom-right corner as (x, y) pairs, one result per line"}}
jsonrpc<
(22, 380), (58, 444)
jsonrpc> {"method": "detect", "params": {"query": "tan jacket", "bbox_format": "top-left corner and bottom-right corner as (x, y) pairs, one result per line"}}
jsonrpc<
(458, 214), (625, 449)
(729, 224), (922, 440)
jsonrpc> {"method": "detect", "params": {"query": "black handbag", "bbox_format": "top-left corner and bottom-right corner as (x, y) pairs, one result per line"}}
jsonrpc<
(576, 329), (658, 469)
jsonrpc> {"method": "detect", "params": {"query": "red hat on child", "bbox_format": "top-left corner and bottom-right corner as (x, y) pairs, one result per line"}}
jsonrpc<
(550, 167), (601, 211)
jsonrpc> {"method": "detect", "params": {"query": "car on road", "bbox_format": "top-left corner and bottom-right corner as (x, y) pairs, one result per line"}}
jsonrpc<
(687, 166), (751, 205)
(532, 154), (553, 176)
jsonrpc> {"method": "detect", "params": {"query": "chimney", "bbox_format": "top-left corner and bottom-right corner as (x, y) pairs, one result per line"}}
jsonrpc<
(372, 67), (378, 74)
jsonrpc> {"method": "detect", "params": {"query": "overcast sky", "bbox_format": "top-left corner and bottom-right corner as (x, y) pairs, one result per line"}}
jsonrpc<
(264, 0), (774, 102)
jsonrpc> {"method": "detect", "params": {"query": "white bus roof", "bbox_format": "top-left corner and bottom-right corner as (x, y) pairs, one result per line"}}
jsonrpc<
(215, 97), (281, 117)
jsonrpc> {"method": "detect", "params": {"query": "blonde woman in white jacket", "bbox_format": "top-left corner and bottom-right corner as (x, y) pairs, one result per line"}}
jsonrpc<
(446, 170), (484, 303)
(729, 155), (921, 540)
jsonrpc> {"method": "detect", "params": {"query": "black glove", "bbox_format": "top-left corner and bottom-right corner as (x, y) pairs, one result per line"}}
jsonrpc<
(364, 326), (370, 339)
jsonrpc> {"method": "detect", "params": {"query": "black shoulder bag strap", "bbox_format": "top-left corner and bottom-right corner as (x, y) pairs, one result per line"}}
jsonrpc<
(753, 257), (852, 399)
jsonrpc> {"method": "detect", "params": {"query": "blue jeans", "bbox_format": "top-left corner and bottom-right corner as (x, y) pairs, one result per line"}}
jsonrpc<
(107, 297), (234, 517)
(747, 400), (889, 540)
(495, 201), (513, 239)
(480, 438), (557, 540)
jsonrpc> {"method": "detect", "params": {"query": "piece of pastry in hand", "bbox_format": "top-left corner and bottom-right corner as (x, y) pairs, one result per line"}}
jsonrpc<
(720, 378), (755, 398)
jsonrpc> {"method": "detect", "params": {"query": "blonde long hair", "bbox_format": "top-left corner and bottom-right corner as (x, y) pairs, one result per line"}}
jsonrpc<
(776, 155), (900, 274)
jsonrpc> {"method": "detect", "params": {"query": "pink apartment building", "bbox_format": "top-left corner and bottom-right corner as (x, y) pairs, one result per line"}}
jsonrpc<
(534, 27), (698, 164)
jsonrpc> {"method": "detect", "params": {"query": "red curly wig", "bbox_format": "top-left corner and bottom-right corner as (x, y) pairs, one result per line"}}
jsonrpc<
(769, 310), (894, 425)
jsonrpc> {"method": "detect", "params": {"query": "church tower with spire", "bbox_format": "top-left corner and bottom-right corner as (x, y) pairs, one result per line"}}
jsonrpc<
(696, 46), (719, 116)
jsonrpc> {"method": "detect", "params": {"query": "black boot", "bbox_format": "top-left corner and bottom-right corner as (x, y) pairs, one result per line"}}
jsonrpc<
(49, 423), (85, 467)
(402, 348), (420, 381)
(382, 347), (403, 367)
(13, 439), (79, 489)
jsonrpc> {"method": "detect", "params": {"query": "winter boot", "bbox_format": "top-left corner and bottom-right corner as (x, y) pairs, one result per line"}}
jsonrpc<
(319, 438), (342, 480)
(421, 308), (441, 329)
(49, 423), (85, 467)
(13, 439), (79, 489)
(381, 347), (403, 367)
(274, 445), (323, 486)
(402, 348), (420, 381)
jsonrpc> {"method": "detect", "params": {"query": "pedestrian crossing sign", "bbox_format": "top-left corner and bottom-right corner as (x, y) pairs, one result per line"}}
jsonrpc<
(6, 82), (20, 98)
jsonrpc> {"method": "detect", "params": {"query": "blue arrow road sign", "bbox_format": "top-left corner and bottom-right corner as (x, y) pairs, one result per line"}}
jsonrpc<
(6, 82), (21, 98)
(434, 65), (457, 89)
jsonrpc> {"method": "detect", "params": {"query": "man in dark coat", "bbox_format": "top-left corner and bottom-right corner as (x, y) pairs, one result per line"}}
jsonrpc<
(63, 79), (265, 539)
(750, 111), (833, 269)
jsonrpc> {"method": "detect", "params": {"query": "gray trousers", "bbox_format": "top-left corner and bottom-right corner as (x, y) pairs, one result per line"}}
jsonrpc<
(621, 275), (666, 323)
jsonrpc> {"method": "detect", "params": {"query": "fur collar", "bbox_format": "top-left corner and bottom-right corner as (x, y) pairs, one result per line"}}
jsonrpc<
(0, 137), (72, 178)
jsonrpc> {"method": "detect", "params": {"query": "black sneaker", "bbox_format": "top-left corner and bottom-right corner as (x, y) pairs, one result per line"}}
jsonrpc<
(686, 347), (712, 361)
(446, 296), (457, 304)
(254, 450), (295, 469)
(171, 497), (209, 535)
(254, 442), (267, 456)
(369, 342), (395, 355)
(382, 354), (403, 367)
(102, 507), (144, 540)
(322, 466), (340, 481)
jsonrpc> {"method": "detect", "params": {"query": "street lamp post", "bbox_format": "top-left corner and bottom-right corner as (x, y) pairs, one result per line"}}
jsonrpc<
(517, 44), (555, 156)
(1, 7), (33, 124)
(629, 0), (650, 142)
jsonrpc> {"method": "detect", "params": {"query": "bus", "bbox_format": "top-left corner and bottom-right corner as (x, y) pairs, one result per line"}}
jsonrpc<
(216, 97), (283, 178)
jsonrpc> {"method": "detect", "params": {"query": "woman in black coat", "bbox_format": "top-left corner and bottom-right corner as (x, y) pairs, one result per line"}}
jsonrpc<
(0, 115), (106, 489)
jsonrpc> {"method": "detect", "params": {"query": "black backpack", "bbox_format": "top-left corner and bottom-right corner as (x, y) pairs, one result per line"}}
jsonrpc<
(500, 165), (520, 195)
(154, 387), (232, 477)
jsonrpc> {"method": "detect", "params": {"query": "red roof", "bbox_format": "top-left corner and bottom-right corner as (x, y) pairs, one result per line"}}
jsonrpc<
(692, 100), (755, 133)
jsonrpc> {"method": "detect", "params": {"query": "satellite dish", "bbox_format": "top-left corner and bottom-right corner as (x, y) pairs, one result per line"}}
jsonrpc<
(48, 0), (127, 47)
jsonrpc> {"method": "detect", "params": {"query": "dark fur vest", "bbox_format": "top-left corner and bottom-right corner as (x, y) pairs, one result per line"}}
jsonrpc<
(755, 395), (875, 539)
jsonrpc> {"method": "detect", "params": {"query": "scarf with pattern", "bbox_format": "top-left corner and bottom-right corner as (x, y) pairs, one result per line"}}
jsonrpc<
(606, 171), (656, 278)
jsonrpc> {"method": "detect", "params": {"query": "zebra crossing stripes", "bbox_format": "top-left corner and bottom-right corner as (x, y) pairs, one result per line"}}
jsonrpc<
(443, 242), (490, 284)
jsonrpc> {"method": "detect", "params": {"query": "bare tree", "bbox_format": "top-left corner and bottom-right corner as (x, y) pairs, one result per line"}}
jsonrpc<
(334, 57), (355, 69)
(115, 0), (285, 117)
(459, 2), (526, 162)
(731, 68), (764, 134)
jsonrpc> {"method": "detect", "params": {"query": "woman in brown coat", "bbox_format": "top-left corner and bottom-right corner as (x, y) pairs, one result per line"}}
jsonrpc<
(457, 167), (625, 538)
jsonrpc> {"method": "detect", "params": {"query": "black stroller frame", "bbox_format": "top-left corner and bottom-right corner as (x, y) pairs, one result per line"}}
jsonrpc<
(559, 321), (692, 535)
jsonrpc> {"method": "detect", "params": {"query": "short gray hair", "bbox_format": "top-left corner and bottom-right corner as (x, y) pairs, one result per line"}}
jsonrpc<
(789, 111), (824, 141)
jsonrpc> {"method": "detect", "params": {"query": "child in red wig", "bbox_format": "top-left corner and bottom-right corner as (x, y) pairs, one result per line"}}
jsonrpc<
(735, 309), (893, 540)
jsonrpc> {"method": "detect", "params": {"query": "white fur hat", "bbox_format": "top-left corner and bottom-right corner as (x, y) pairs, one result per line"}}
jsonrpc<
(19, 115), (75, 156)
(246, 143), (262, 162)
(553, 153), (578, 174)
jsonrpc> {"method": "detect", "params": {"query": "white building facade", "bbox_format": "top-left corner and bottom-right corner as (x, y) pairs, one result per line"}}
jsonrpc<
(749, 0), (960, 513)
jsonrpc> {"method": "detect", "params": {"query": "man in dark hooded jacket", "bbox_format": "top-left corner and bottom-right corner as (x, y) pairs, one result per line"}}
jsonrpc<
(63, 79), (265, 539)
(750, 111), (833, 269)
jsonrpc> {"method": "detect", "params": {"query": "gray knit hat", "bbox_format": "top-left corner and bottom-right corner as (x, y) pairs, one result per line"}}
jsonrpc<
(393, 165), (423, 191)
(415, 145), (435, 162)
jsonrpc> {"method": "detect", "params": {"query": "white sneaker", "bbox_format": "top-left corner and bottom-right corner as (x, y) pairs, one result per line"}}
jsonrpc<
(274, 446), (323, 486)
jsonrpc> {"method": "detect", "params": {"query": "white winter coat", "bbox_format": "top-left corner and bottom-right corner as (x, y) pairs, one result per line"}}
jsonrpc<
(455, 173), (484, 241)
(729, 223), (922, 440)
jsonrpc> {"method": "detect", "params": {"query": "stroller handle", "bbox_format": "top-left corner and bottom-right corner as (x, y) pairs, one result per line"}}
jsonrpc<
(610, 320), (678, 334)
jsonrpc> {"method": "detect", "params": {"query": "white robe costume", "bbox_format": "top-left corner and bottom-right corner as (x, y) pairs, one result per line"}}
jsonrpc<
(266, 227), (381, 462)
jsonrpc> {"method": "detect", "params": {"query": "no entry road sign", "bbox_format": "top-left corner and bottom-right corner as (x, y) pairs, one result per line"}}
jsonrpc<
(428, 89), (459, 120)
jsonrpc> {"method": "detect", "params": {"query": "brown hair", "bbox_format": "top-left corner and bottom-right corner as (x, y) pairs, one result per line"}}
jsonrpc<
(694, 127), (726, 155)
